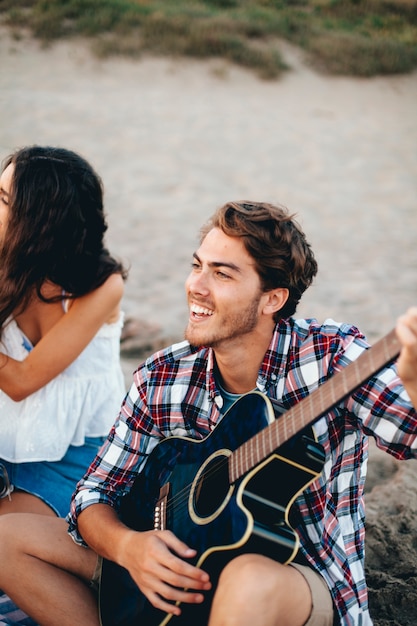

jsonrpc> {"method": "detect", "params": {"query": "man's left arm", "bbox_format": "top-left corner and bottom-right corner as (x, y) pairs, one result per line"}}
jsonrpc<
(396, 306), (417, 410)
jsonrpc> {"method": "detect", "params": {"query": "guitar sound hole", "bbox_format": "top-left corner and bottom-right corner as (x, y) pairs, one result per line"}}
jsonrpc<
(193, 454), (230, 519)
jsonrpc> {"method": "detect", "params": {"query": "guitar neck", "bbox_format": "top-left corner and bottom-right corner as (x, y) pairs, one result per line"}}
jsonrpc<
(230, 328), (401, 483)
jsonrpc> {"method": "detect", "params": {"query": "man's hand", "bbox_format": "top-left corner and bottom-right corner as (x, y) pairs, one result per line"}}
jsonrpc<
(396, 306), (417, 409)
(119, 528), (212, 617)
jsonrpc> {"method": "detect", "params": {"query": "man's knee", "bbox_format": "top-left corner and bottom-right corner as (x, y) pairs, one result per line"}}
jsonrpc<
(211, 555), (312, 626)
(217, 554), (289, 596)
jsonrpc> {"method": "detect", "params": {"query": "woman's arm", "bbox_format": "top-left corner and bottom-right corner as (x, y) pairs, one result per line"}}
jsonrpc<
(0, 272), (124, 401)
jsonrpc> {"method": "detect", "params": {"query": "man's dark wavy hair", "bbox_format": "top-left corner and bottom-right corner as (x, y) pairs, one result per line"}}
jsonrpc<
(0, 145), (127, 335)
(200, 201), (318, 321)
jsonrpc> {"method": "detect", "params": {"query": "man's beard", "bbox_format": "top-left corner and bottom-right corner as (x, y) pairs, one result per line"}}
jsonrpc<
(184, 296), (261, 348)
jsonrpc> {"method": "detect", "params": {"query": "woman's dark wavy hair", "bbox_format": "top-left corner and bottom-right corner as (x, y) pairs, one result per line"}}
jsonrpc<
(200, 201), (318, 321)
(0, 145), (127, 334)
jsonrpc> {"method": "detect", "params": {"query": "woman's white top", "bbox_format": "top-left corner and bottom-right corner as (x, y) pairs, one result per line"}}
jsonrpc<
(0, 313), (126, 462)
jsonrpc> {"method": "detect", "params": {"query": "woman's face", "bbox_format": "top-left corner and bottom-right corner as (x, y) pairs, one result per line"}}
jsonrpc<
(0, 162), (13, 244)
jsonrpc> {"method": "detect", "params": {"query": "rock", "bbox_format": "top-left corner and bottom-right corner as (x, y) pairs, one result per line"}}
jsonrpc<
(120, 317), (169, 359)
(365, 442), (417, 625)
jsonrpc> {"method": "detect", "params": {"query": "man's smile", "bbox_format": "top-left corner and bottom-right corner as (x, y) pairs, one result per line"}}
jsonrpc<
(190, 303), (214, 318)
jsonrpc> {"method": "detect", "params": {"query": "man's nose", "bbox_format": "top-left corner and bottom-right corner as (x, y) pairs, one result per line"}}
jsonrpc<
(186, 270), (210, 296)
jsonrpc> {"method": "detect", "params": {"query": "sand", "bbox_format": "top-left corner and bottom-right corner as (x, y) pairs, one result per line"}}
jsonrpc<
(1, 28), (416, 624)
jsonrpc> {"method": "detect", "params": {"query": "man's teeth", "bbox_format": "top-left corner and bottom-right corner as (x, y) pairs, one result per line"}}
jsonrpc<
(191, 305), (213, 316)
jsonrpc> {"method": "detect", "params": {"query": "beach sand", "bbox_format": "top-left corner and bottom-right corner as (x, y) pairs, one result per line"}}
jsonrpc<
(1, 28), (417, 624)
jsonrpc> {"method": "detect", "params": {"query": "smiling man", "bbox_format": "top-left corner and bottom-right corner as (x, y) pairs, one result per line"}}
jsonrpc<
(0, 201), (416, 626)
(184, 224), (289, 394)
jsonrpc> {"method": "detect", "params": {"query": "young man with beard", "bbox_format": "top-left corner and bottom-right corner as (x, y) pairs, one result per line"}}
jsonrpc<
(0, 201), (416, 626)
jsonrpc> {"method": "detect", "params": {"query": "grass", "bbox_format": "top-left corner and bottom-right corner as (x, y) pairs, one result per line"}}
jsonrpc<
(1, 0), (417, 78)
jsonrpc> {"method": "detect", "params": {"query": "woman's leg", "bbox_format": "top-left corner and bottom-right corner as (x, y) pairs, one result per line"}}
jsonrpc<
(0, 513), (100, 626)
(0, 490), (57, 516)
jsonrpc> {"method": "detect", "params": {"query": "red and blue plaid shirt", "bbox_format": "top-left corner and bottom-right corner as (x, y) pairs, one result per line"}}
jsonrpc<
(68, 317), (417, 625)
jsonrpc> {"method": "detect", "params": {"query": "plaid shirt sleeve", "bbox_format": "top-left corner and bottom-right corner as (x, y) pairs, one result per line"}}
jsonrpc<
(274, 319), (417, 625)
(67, 340), (216, 545)
(67, 374), (162, 544)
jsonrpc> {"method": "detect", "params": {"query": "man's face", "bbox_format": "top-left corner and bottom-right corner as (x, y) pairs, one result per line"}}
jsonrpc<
(184, 227), (265, 349)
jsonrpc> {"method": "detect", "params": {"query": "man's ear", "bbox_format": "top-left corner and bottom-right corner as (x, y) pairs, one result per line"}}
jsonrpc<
(262, 288), (289, 316)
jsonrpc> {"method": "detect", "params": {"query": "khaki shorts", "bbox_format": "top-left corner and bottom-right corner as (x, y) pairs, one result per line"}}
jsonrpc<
(290, 563), (335, 626)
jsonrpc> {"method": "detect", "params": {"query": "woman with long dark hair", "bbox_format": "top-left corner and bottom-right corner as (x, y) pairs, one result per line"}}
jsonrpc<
(0, 145), (128, 518)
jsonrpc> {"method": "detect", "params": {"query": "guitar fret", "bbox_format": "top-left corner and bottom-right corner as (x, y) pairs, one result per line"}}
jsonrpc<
(265, 429), (273, 462)
(255, 431), (261, 471)
(229, 328), (400, 484)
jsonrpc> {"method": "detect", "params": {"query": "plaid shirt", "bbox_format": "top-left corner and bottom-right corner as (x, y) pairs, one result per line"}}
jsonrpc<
(68, 318), (417, 625)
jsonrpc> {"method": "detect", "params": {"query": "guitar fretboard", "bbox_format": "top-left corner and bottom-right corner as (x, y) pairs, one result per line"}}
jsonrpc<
(230, 328), (401, 483)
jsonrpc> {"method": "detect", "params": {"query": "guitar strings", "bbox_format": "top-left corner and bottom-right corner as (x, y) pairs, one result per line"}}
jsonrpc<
(162, 454), (230, 522)
(156, 396), (323, 525)
(152, 331), (399, 527)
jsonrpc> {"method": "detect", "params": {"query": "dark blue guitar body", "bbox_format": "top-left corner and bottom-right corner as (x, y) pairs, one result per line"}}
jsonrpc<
(99, 391), (325, 626)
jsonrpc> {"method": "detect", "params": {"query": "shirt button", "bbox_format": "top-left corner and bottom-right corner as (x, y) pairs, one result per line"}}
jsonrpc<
(214, 396), (223, 409)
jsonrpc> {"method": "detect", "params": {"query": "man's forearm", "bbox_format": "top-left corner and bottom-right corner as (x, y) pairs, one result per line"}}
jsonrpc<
(77, 503), (137, 567)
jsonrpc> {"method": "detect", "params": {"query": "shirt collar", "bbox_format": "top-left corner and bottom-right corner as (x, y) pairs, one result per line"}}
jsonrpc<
(257, 319), (293, 393)
(204, 318), (293, 400)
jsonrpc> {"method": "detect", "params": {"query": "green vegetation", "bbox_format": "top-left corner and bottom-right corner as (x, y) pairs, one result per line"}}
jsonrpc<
(1, 0), (417, 78)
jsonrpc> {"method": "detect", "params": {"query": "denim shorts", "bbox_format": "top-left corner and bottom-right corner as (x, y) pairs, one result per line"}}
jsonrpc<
(0, 436), (105, 517)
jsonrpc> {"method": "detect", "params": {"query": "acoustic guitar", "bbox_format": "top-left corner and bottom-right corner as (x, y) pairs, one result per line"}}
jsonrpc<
(99, 328), (400, 626)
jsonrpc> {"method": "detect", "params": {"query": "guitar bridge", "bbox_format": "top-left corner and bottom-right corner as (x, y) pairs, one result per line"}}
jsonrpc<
(154, 482), (170, 530)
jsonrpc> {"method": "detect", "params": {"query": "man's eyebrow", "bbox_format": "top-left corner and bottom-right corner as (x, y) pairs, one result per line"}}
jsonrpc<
(192, 251), (241, 273)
